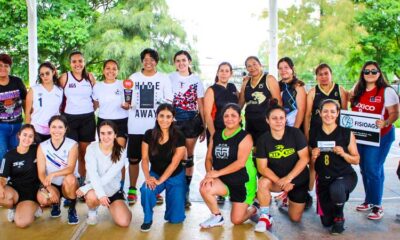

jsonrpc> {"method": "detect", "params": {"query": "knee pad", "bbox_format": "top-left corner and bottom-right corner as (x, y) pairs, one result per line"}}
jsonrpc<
(182, 156), (194, 168)
(129, 158), (141, 165)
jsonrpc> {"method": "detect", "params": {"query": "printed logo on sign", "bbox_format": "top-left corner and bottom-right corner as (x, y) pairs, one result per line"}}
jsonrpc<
(215, 144), (229, 159)
(341, 115), (353, 128)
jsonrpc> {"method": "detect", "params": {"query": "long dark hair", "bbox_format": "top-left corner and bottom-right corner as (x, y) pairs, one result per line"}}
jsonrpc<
(214, 62), (233, 83)
(351, 61), (390, 107)
(277, 57), (304, 86)
(174, 50), (192, 75)
(69, 51), (90, 81)
(150, 104), (179, 156)
(38, 61), (60, 86)
(98, 120), (123, 163)
(17, 124), (37, 144)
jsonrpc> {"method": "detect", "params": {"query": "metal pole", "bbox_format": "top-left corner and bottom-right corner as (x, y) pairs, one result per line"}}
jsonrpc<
(26, 0), (38, 87)
(268, 0), (278, 78)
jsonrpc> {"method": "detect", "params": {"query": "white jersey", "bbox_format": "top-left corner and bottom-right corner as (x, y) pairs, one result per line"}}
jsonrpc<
(30, 84), (63, 135)
(169, 72), (205, 111)
(92, 80), (128, 119)
(63, 72), (94, 114)
(127, 72), (173, 134)
(40, 137), (77, 186)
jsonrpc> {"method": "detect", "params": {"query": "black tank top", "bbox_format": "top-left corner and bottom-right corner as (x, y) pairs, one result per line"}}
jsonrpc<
(279, 81), (297, 113)
(212, 128), (249, 185)
(311, 83), (341, 127)
(211, 83), (238, 130)
(244, 74), (272, 120)
(309, 126), (355, 179)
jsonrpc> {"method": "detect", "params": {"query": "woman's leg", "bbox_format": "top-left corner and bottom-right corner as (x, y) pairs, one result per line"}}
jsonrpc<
(199, 178), (228, 214)
(109, 200), (132, 227)
(164, 171), (186, 223)
(184, 137), (197, 206)
(14, 201), (39, 228)
(0, 186), (18, 208)
(287, 200), (306, 222)
(230, 202), (255, 225)
(84, 190), (100, 209)
(140, 172), (166, 224)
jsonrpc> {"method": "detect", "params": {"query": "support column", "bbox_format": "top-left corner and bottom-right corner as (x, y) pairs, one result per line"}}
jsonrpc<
(268, 0), (278, 78)
(26, 0), (38, 87)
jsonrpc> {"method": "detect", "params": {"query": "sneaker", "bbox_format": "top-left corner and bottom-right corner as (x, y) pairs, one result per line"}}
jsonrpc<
(185, 200), (192, 209)
(86, 208), (98, 225)
(217, 196), (225, 204)
(305, 193), (313, 210)
(200, 214), (224, 228)
(7, 208), (15, 222)
(127, 188), (137, 205)
(140, 221), (153, 232)
(34, 207), (43, 218)
(278, 196), (289, 212)
(331, 217), (345, 235)
(368, 206), (384, 220)
(156, 194), (164, 205)
(51, 204), (61, 218)
(254, 214), (273, 232)
(63, 198), (71, 208)
(68, 208), (79, 225)
(356, 202), (373, 211)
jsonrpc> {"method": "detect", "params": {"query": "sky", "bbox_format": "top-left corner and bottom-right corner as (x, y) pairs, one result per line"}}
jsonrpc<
(166, 0), (297, 81)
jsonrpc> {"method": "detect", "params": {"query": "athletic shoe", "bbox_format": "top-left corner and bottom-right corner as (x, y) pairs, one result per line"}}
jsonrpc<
(356, 202), (373, 212)
(63, 198), (71, 208)
(34, 207), (43, 218)
(51, 204), (61, 218)
(368, 206), (384, 220)
(254, 214), (273, 232)
(305, 193), (313, 210)
(217, 196), (225, 204)
(156, 194), (164, 205)
(86, 208), (98, 225)
(185, 200), (192, 209)
(140, 221), (153, 232)
(200, 214), (224, 228)
(278, 196), (289, 212)
(127, 187), (137, 205)
(7, 208), (15, 222)
(68, 208), (79, 225)
(331, 217), (345, 235)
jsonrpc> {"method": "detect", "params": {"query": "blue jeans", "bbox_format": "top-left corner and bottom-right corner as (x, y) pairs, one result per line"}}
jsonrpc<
(140, 170), (186, 224)
(357, 127), (395, 206)
(0, 122), (21, 164)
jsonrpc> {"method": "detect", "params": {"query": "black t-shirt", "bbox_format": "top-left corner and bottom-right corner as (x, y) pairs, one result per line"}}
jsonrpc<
(0, 75), (27, 123)
(211, 83), (238, 130)
(309, 126), (355, 179)
(143, 129), (185, 177)
(0, 145), (39, 187)
(256, 126), (309, 185)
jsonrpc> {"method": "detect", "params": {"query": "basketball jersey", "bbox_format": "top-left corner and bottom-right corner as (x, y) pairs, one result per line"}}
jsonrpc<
(40, 137), (77, 186)
(92, 80), (128, 120)
(244, 74), (272, 120)
(311, 83), (341, 127)
(280, 81), (298, 127)
(63, 72), (94, 114)
(210, 83), (238, 131)
(31, 84), (63, 134)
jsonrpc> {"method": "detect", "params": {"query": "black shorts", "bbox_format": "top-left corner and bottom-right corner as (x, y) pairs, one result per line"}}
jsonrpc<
(245, 117), (269, 145)
(287, 181), (309, 204)
(109, 190), (125, 204)
(64, 112), (96, 142)
(9, 182), (40, 203)
(97, 117), (128, 139)
(51, 183), (68, 199)
(175, 114), (204, 138)
(223, 182), (256, 205)
(127, 134), (144, 160)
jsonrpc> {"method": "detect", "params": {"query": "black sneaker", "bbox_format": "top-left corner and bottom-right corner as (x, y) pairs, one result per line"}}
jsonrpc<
(140, 221), (153, 232)
(305, 193), (313, 210)
(217, 196), (225, 204)
(331, 217), (345, 235)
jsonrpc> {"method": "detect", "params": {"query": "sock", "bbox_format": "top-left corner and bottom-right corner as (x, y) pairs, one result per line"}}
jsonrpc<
(128, 186), (137, 194)
(334, 203), (344, 218)
(120, 180), (125, 191)
(260, 207), (270, 215)
(186, 175), (192, 187)
(68, 199), (77, 210)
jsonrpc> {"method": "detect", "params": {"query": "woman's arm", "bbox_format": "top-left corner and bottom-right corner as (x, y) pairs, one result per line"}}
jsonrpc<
(257, 158), (281, 183)
(304, 88), (315, 141)
(197, 97), (206, 141)
(267, 75), (282, 106)
(279, 147), (309, 186)
(334, 132), (360, 165)
(59, 73), (67, 88)
(294, 85), (306, 128)
(157, 146), (186, 184)
(99, 150), (126, 186)
(339, 86), (348, 109)
(205, 138), (214, 173)
(204, 87), (216, 136)
(37, 145), (48, 186)
(141, 142), (152, 180)
(25, 88), (34, 124)
(84, 145), (106, 198)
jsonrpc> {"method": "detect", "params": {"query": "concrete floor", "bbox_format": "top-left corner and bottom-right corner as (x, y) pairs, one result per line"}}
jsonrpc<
(1, 131), (400, 240)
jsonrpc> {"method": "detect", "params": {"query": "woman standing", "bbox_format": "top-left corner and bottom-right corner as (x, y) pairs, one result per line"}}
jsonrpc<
(0, 53), (27, 163)
(170, 50), (205, 208)
(59, 51), (96, 182)
(77, 121), (131, 227)
(139, 104), (186, 232)
(0, 124), (42, 228)
(25, 62), (63, 142)
(36, 115), (80, 225)
(199, 103), (257, 228)
(310, 99), (359, 234)
(350, 61), (399, 220)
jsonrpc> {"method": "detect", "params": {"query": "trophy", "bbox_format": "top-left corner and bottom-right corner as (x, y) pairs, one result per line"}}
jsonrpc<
(123, 79), (134, 104)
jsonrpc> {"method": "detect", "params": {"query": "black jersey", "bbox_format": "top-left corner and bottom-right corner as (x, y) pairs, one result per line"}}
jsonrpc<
(244, 74), (272, 120)
(311, 83), (341, 127)
(212, 128), (256, 185)
(280, 81), (297, 114)
(309, 126), (355, 179)
(256, 126), (309, 185)
(211, 83), (238, 130)
(0, 145), (40, 187)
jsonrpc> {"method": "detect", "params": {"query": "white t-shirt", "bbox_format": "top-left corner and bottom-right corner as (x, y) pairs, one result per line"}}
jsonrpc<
(169, 72), (205, 111)
(127, 72), (173, 134)
(63, 72), (94, 114)
(92, 80), (128, 119)
(30, 84), (63, 135)
(383, 87), (399, 107)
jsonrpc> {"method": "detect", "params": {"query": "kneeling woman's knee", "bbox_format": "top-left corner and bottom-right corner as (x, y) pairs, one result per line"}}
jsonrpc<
(115, 216), (131, 228)
(15, 216), (34, 228)
(63, 175), (78, 188)
(231, 217), (244, 225)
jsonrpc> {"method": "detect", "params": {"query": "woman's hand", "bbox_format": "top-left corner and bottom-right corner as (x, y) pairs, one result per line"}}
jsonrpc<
(376, 119), (387, 129)
(99, 196), (110, 208)
(44, 173), (54, 187)
(121, 102), (131, 110)
(76, 189), (85, 198)
(0, 186), (5, 199)
(205, 170), (220, 179)
(199, 130), (206, 142)
(47, 187), (59, 204)
(145, 177), (157, 190)
(282, 183), (294, 193)
(311, 148), (320, 163)
(276, 176), (292, 190)
(200, 177), (214, 187)
(333, 146), (345, 157)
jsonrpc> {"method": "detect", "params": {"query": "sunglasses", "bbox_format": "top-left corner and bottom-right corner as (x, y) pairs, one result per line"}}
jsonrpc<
(363, 69), (379, 75)
(39, 71), (51, 77)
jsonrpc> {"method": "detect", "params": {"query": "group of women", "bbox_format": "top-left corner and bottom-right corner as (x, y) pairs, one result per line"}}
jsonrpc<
(0, 50), (399, 235)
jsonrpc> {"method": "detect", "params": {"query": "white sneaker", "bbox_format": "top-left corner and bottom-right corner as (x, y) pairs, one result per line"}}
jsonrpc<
(254, 214), (273, 232)
(86, 208), (98, 225)
(199, 214), (224, 228)
(34, 207), (43, 218)
(7, 209), (15, 222)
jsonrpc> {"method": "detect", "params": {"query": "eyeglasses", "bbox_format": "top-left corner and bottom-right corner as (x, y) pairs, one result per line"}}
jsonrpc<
(363, 69), (379, 75)
(39, 71), (51, 77)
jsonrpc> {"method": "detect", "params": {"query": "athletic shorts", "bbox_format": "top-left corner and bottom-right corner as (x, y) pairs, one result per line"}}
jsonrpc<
(97, 117), (128, 139)
(222, 181), (257, 205)
(127, 134), (144, 160)
(245, 117), (270, 145)
(287, 181), (309, 204)
(9, 182), (40, 203)
(51, 183), (69, 199)
(64, 112), (96, 142)
(175, 114), (204, 138)
(109, 190), (125, 204)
